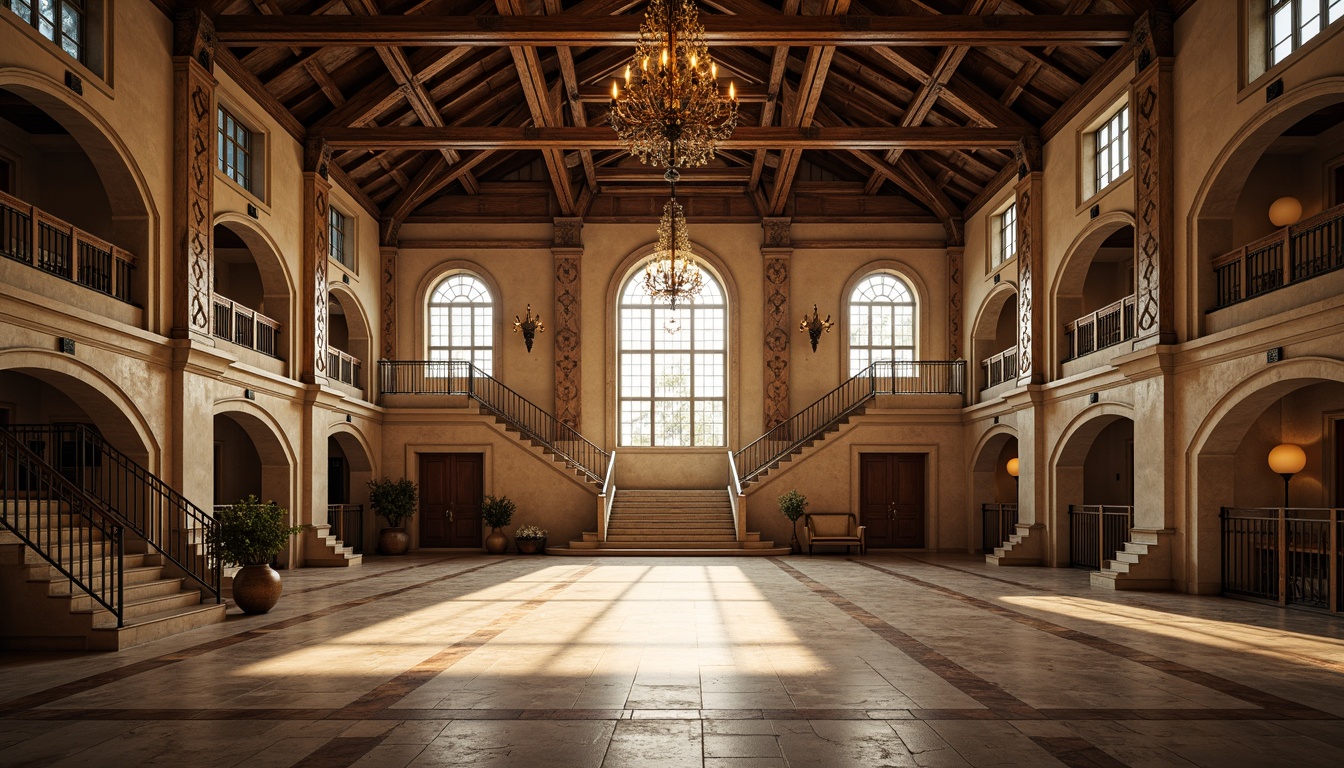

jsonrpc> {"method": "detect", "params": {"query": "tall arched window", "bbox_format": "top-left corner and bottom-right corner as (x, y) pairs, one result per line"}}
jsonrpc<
(428, 273), (493, 374)
(848, 272), (916, 376)
(618, 266), (726, 447)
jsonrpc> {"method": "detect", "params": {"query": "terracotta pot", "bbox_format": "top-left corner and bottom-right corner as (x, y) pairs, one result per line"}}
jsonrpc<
(515, 537), (546, 555)
(484, 527), (509, 554)
(232, 563), (283, 615)
(378, 527), (410, 555)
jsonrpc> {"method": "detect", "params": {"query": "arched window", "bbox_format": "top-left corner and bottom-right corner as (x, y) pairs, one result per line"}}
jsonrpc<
(618, 266), (726, 447)
(848, 272), (916, 376)
(428, 273), (493, 374)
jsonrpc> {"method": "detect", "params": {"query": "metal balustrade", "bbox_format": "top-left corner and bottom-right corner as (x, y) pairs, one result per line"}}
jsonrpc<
(327, 347), (363, 389)
(1221, 507), (1341, 613)
(981, 503), (1018, 553)
(1062, 295), (1136, 362)
(328, 503), (364, 554)
(5, 424), (221, 603)
(379, 360), (610, 484)
(1067, 504), (1133, 570)
(735, 360), (965, 486)
(212, 293), (282, 357)
(0, 189), (136, 303)
(1213, 203), (1344, 308)
(980, 347), (1017, 390)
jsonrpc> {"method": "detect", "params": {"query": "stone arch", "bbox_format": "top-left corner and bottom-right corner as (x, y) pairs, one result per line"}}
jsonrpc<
(970, 425), (1020, 551)
(0, 348), (158, 466)
(1048, 402), (1136, 565)
(1050, 211), (1136, 372)
(212, 213), (297, 370)
(969, 282), (1018, 393)
(414, 261), (504, 369)
(0, 69), (159, 321)
(327, 281), (372, 395)
(327, 421), (377, 551)
(212, 399), (297, 527)
(1186, 356), (1344, 593)
(1188, 76), (1344, 331)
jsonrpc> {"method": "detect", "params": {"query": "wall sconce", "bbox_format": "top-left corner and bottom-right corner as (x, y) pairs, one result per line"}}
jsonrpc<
(798, 304), (833, 352)
(1267, 443), (1306, 508)
(1268, 196), (1302, 227)
(512, 304), (545, 353)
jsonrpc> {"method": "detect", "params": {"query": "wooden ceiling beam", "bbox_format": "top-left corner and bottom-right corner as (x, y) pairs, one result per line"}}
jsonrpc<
(543, 0), (597, 197)
(215, 14), (1137, 47)
(313, 125), (1034, 150)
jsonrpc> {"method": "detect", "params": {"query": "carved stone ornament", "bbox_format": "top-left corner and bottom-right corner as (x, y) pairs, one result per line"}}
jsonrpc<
(947, 247), (963, 359)
(381, 248), (397, 360)
(1132, 10), (1174, 72)
(1013, 137), (1043, 180)
(763, 254), (790, 430)
(553, 218), (583, 247)
(762, 217), (792, 248)
(554, 253), (582, 427)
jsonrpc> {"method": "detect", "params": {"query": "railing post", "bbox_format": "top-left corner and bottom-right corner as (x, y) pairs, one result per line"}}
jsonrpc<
(116, 525), (125, 628)
(1330, 507), (1339, 614)
(1278, 507), (1288, 605)
(1281, 227), (1293, 286)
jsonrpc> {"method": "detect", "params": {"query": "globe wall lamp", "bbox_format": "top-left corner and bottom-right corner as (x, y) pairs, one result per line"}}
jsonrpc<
(1006, 456), (1020, 496)
(1268, 196), (1302, 228)
(1267, 443), (1306, 509)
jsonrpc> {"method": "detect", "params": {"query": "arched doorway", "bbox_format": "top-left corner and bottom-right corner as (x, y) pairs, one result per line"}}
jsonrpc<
(1053, 410), (1135, 569)
(212, 218), (293, 365)
(1054, 218), (1136, 367)
(970, 284), (1017, 395)
(327, 428), (375, 553)
(971, 429), (1019, 552)
(213, 408), (296, 563)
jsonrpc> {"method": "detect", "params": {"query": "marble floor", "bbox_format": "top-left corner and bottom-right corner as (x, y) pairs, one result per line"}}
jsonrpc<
(2, 554), (1344, 767)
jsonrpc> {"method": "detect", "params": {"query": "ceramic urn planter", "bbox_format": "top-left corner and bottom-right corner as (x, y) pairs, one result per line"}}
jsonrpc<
(485, 527), (509, 554)
(515, 537), (546, 555)
(232, 563), (283, 615)
(378, 526), (411, 555)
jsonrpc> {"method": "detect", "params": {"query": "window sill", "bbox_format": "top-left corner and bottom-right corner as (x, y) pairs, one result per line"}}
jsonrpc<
(329, 258), (358, 281)
(1077, 169), (1133, 215)
(614, 446), (727, 454)
(215, 170), (270, 214)
(987, 256), (1016, 282)
(1242, 20), (1344, 101)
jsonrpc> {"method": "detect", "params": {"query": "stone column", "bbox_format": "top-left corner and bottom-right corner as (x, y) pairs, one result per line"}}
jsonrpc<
(301, 138), (332, 385)
(947, 245), (964, 360)
(1014, 138), (1045, 386)
(762, 218), (792, 431)
(1131, 10), (1176, 348)
(171, 9), (216, 341)
(553, 218), (583, 428)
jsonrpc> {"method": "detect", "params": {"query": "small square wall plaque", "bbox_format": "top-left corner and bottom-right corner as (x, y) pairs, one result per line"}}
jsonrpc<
(1267, 347), (1283, 363)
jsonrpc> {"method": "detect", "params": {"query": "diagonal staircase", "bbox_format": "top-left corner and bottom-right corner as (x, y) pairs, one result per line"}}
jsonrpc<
(552, 489), (787, 556)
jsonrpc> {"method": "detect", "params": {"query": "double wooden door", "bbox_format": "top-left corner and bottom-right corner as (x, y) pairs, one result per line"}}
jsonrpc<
(859, 453), (926, 548)
(418, 453), (483, 548)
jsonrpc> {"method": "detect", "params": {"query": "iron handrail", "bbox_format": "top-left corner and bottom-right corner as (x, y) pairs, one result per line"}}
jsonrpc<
(379, 360), (610, 484)
(0, 428), (127, 626)
(4, 424), (221, 602)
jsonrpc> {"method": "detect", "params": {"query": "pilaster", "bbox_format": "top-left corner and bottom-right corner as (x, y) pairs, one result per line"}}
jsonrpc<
(171, 9), (216, 342)
(380, 244), (398, 362)
(762, 217), (791, 430)
(1014, 139), (1045, 385)
(1131, 10), (1176, 348)
(301, 138), (332, 384)
(553, 218), (583, 428)
(947, 245), (964, 360)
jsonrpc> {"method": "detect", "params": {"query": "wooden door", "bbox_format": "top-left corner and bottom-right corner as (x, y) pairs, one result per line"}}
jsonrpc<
(418, 453), (483, 548)
(859, 453), (926, 548)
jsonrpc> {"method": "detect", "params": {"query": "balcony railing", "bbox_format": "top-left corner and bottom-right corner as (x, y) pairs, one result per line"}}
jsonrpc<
(1067, 504), (1134, 570)
(1212, 203), (1344, 308)
(980, 502), (1018, 553)
(1221, 507), (1341, 614)
(327, 347), (362, 389)
(328, 503), (364, 554)
(1062, 294), (1136, 362)
(212, 293), (281, 358)
(980, 347), (1017, 390)
(0, 189), (136, 303)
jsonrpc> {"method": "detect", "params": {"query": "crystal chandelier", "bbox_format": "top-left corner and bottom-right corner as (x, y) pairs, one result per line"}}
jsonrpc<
(609, 0), (739, 168)
(644, 183), (704, 333)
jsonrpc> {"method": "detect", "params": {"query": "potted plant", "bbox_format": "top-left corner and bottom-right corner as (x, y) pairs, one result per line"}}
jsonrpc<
(514, 524), (548, 555)
(368, 477), (418, 555)
(215, 496), (304, 615)
(481, 494), (515, 554)
(778, 489), (808, 554)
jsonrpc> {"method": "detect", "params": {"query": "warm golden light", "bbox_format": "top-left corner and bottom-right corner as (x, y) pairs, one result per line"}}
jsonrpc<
(1006, 458), (1020, 477)
(729, 81), (735, 101)
(612, 80), (619, 99)
(1267, 443), (1306, 476)
(1268, 196), (1302, 227)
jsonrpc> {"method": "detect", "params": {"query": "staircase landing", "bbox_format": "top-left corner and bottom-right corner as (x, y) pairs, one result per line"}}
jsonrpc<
(551, 489), (789, 557)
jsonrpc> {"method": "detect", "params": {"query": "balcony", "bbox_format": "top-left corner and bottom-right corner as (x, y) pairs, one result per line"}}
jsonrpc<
(212, 293), (281, 358)
(1212, 203), (1344, 309)
(0, 190), (135, 304)
(1062, 294), (1135, 362)
(327, 347), (363, 390)
(980, 347), (1017, 391)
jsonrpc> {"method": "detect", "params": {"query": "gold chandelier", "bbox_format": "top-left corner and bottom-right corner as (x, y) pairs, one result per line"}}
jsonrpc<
(609, 0), (739, 168)
(644, 190), (704, 332)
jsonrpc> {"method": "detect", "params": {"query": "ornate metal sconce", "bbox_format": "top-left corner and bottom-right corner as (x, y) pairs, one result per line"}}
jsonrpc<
(513, 305), (545, 353)
(798, 304), (833, 352)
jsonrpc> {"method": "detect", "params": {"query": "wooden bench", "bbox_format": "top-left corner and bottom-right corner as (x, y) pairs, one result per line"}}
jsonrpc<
(803, 512), (866, 555)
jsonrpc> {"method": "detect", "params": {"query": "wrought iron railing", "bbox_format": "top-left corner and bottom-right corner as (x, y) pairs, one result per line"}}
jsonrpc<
(1062, 294), (1136, 361)
(981, 502), (1018, 553)
(0, 427), (127, 626)
(0, 189), (136, 303)
(1221, 507), (1340, 613)
(735, 360), (965, 485)
(1212, 203), (1344, 308)
(327, 347), (362, 389)
(981, 347), (1017, 390)
(379, 360), (610, 484)
(212, 293), (281, 358)
(4, 424), (221, 602)
(1067, 504), (1133, 570)
(328, 503), (364, 554)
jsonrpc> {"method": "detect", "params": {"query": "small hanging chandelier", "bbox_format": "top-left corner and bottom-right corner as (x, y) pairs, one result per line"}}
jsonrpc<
(644, 177), (704, 333)
(609, 0), (738, 169)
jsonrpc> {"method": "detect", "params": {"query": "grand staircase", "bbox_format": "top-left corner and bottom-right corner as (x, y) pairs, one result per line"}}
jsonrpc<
(552, 489), (787, 556)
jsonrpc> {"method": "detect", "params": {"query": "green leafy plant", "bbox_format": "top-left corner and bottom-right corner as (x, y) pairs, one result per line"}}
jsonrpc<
(215, 496), (305, 566)
(778, 490), (808, 521)
(368, 477), (418, 528)
(514, 524), (547, 540)
(481, 494), (516, 529)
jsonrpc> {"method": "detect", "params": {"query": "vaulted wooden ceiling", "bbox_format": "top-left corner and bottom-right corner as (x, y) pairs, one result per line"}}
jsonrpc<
(211, 0), (1164, 240)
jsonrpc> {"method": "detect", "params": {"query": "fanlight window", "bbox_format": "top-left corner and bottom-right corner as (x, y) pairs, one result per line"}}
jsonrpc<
(849, 273), (916, 377)
(428, 274), (493, 375)
(619, 266), (726, 447)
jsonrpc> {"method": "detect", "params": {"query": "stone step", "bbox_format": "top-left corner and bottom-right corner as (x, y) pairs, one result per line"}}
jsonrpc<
(63, 577), (190, 611)
(81, 588), (207, 622)
(549, 545), (790, 557)
(85, 602), (226, 652)
(592, 540), (744, 548)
